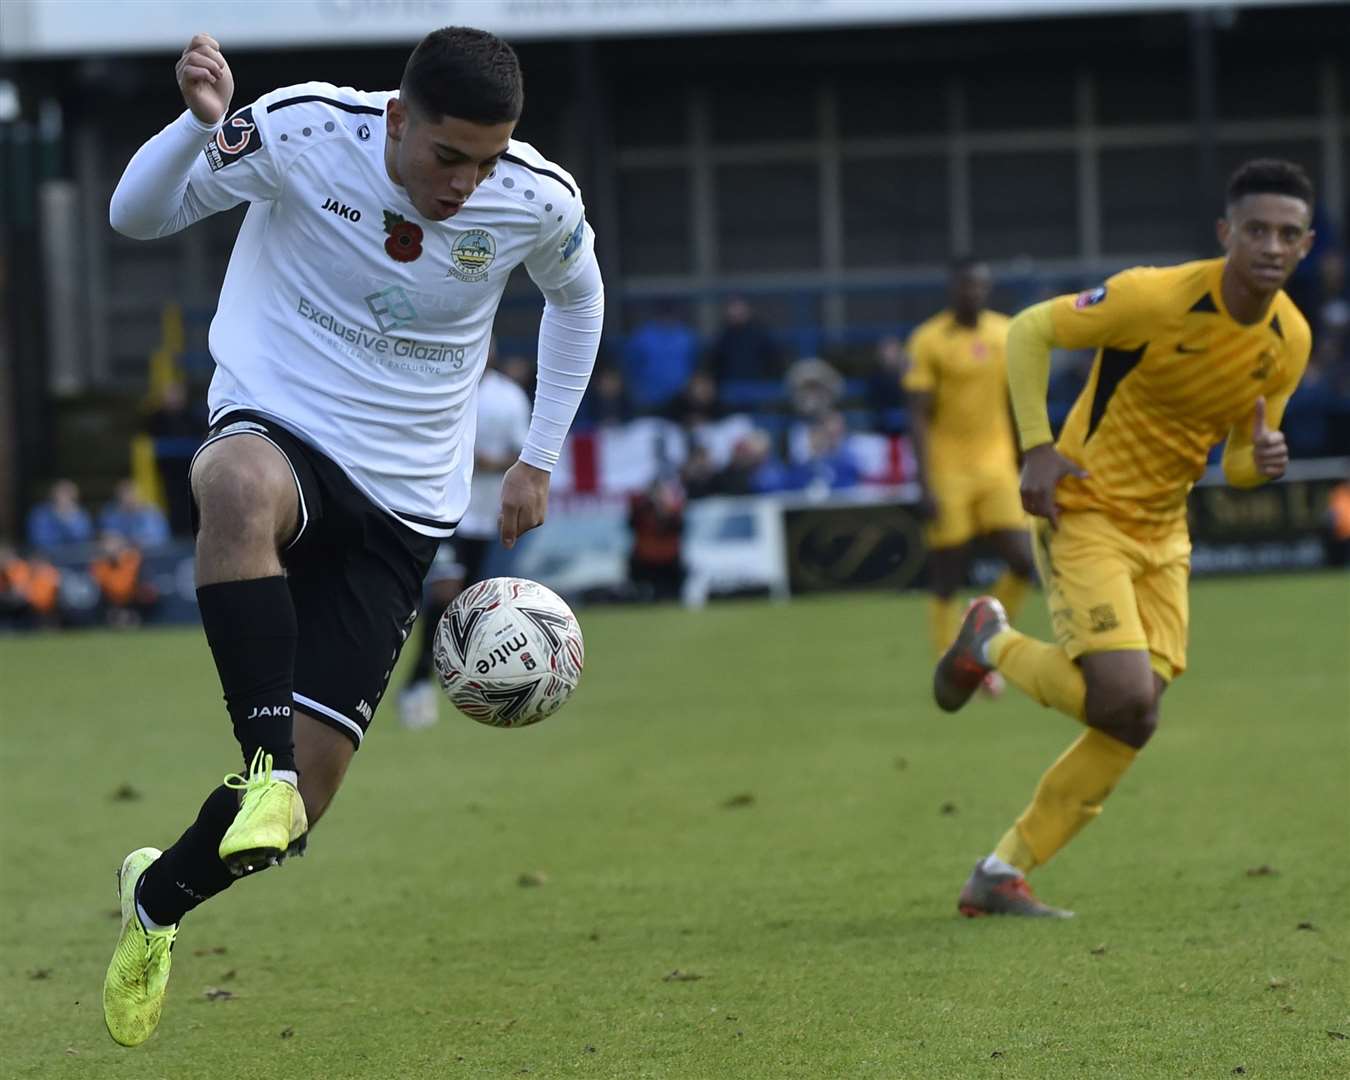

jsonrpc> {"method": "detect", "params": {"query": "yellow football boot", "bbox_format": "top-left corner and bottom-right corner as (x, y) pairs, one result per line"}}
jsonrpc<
(103, 847), (177, 1046)
(218, 748), (308, 875)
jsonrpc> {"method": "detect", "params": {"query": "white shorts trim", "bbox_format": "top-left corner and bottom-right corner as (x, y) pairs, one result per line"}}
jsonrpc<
(191, 425), (310, 550)
(293, 693), (365, 745)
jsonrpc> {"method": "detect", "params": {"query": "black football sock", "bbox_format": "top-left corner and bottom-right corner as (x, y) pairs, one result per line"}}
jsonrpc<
(408, 597), (450, 684)
(196, 577), (298, 772)
(136, 785), (242, 925)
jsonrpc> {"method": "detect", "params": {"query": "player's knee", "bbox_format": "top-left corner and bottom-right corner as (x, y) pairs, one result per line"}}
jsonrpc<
(1083, 669), (1157, 748)
(194, 446), (295, 543)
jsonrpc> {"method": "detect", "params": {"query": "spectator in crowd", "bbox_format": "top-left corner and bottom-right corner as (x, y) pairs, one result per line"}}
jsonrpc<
(868, 334), (907, 433)
(144, 379), (205, 535)
(26, 479), (94, 552)
(1325, 479), (1350, 568)
(99, 479), (171, 550)
(785, 356), (844, 422)
(784, 411), (861, 495)
(0, 541), (63, 629)
(663, 370), (724, 428)
(716, 429), (794, 495)
(785, 356), (846, 462)
(627, 476), (687, 601)
(623, 303), (699, 411)
(680, 444), (722, 500)
(705, 295), (783, 384)
(498, 350), (536, 398)
(577, 366), (632, 428)
(90, 532), (160, 627)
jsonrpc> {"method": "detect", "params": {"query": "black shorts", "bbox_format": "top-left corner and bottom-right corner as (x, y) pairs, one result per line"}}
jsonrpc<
(193, 412), (440, 749)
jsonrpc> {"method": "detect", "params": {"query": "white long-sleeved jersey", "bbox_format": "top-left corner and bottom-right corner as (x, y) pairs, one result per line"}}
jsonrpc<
(111, 82), (603, 536)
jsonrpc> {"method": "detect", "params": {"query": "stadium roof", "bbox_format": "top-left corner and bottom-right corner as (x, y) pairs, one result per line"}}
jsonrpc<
(0, 0), (1328, 59)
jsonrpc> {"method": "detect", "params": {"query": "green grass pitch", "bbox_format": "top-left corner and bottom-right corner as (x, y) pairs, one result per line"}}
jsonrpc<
(2, 573), (1347, 1079)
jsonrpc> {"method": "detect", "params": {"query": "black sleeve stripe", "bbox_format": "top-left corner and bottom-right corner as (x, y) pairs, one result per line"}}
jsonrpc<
(1085, 344), (1147, 442)
(266, 94), (384, 117)
(500, 152), (576, 197)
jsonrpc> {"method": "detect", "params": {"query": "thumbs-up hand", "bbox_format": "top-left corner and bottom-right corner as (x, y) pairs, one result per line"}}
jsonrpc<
(1251, 396), (1288, 479)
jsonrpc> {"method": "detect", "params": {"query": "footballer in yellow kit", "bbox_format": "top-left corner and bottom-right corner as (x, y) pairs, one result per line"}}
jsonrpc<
(931, 159), (1314, 918)
(903, 257), (1034, 664)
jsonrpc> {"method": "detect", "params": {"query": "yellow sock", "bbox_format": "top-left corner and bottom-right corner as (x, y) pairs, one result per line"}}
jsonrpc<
(988, 628), (1086, 722)
(1003, 729), (1138, 872)
(992, 824), (1038, 875)
(989, 571), (1031, 622)
(928, 596), (960, 659)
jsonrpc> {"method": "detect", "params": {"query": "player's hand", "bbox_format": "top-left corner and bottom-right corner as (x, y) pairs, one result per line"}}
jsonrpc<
(1019, 443), (1088, 527)
(1251, 396), (1288, 479)
(176, 33), (234, 126)
(498, 461), (550, 549)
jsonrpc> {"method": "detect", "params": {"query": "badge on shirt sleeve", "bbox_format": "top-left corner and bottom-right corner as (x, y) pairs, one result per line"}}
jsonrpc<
(559, 217), (585, 265)
(1074, 285), (1108, 309)
(203, 107), (263, 172)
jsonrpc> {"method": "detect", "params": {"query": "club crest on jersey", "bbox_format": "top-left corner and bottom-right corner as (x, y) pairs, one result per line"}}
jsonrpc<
(204, 107), (262, 172)
(382, 210), (424, 263)
(447, 229), (496, 283)
(1074, 285), (1107, 309)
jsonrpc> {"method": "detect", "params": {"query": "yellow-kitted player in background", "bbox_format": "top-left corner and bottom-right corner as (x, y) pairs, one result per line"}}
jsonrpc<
(903, 257), (1035, 670)
(934, 159), (1314, 918)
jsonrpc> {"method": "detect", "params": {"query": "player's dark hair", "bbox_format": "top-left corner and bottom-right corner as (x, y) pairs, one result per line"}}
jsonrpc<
(400, 27), (523, 125)
(1226, 159), (1314, 209)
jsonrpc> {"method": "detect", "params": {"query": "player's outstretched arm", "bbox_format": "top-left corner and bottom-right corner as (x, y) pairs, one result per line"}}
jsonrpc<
(1006, 302), (1088, 525)
(499, 255), (605, 548)
(111, 34), (266, 240)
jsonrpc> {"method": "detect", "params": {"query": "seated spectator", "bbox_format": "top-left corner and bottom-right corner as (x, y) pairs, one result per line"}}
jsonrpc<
(663, 370), (724, 428)
(680, 445), (722, 500)
(784, 411), (861, 495)
(623, 304), (699, 412)
(90, 532), (160, 627)
(26, 479), (93, 552)
(577, 367), (632, 428)
(0, 542), (63, 629)
(99, 479), (171, 549)
(786, 356), (844, 424)
(706, 296), (783, 384)
(786, 357), (848, 463)
(145, 380), (205, 536)
(717, 430), (795, 495)
(868, 335), (907, 433)
(1325, 480), (1350, 568)
(499, 352), (536, 399)
(627, 477), (686, 602)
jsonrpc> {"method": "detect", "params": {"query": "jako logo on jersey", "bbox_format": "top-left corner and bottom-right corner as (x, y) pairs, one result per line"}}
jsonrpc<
(322, 197), (362, 223)
(1074, 285), (1107, 309)
(448, 229), (496, 283)
(204, 107), (263, 172)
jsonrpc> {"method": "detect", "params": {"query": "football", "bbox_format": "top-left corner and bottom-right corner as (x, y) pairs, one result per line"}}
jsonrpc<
(432, 577), (585, 728)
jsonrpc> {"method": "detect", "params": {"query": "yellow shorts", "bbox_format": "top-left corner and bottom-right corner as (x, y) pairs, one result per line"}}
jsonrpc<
(927, 468), (1026, 549)
(1032, 511), (1191, 681)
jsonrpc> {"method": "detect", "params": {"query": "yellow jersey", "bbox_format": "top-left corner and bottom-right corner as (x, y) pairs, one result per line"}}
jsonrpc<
(1049, 258), (1310, 537)
(903, 309), (1016, 474)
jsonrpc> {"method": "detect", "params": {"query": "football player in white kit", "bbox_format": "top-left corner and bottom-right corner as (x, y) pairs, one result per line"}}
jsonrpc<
(102, 28), (602, 1046)
(398, 342), (532, 730)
